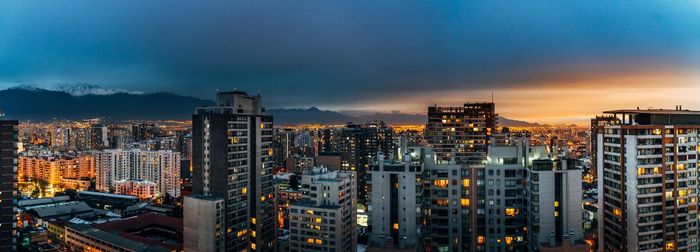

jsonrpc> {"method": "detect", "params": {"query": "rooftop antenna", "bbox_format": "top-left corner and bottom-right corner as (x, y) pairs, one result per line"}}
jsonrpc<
(491, 92), (494, 103)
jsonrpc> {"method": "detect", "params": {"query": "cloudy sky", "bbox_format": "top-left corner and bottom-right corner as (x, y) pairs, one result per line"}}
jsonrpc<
(1, 1), (699, 124)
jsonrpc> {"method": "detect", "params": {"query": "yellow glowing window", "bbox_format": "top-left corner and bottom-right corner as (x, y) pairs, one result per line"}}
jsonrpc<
(653, 167), (660, 174)
(306, 210), (314, 215)
(460, 198), (470, 207)
(678, 164), (686, 170)
(666, 242), (675, 250)
(261, 196), (266, 202)
(505, 236), (513, 245)
(251, 230), (256, 237)
(251, 243), (257, 250)
(393, 223), (399, 230)
(315, 239), (323, 245)
(613, 208), (621, 217)
(554, 211), (559, 217)
(307, 238), (314, 243)
(554, 201), (559, 207)
(236, 229), (247, 237)
(653, 129), (662, 135)
(462, 179), (470, 187)
(679, 190), (687, 197)
(315, 218), (322, 223)
(230, 137), (239, 144)
(477, 236), (485, 244)
(242, 187), (247, 194)
(433, 179), (449, 188)
(313, 225), (321, 230)
(637, 168), (645, 176)
(437, 199), (449, 206)
(227, 227), (233, 234)
(505, 208), (516, 217)
(251, 218), (257, 224)
(260, 123), (265, 129)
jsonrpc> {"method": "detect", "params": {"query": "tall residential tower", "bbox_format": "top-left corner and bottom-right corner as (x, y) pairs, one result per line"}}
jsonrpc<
(596, 108), (700, 252)
(190, 91), (276, 251)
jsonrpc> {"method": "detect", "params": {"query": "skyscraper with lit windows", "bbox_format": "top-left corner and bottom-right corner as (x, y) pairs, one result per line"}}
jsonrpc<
(191, 91), (276, 252)
(596, 108), (700, 252)
(426, 102), (497, 166)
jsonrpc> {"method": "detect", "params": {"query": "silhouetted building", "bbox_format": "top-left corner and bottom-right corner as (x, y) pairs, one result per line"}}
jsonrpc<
(0, 120), (18, 251)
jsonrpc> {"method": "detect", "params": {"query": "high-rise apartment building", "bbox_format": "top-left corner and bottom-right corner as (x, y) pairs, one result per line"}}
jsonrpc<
(527, 159), (585, 252)
(596, 108), (700, 252)
(480, 133), (547, 251)
(94, 149), (180, 197)
(339, 121), (395, 206)
(0, 120), (18, 251)
(191, 91), (276, 251)
(426, 103), (497, 165)
(289, 167), (357, 252)
(369, 147), (423, 249)
(90, 124), (109, 150)
(421, 132), (548, 252)
(590, 115), (620, 179)
(18, 154), (94, 185)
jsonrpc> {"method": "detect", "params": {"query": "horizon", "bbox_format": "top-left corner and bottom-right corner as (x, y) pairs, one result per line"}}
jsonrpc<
(2, 1), (700, 125)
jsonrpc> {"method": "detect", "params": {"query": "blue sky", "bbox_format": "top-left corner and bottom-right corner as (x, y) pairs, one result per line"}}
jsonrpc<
(1, 1), (699, 123)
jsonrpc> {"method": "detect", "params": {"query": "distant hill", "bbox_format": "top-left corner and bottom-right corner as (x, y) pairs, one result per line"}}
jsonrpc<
(0, 87), (214, 121)
(269, 107), (542, 127)
(0, 86), (545, 126)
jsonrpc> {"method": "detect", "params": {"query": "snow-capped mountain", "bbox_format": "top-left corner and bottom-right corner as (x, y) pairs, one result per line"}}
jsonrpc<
(51, 83), (146, 96)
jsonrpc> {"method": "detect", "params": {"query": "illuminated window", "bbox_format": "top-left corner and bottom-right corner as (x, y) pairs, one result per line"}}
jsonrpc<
(462, 179), (470, 187)
(315, 218), (322, 223)
(315, 239), (323, 245)
(306, 210), (314, 215)
(637, 168), (645, 176)
(433, 179), (449, 188)
(554, 211), (559, 217)
(460, 198), (470, 207)
(251, 243), (257, 250)
(613, 208), (621, 217)
(251, 218), (256, 224)
(393, 223), (399, 230)
(261, 196), (266, 202)
(436, 199), (449, 206)
(666, 242), (675, 250)
(251, 230), (256, 237)
(241, 187), (247, 194)
(554, 201), (559, 207)
(477, 236), (485, 244)
(236, 229), (247, 237)
(505, 208), (517, 217)
(505, 236), (513, 245)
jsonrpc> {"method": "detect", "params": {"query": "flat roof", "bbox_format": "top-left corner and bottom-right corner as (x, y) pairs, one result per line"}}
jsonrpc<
(603, 109), (700, 115)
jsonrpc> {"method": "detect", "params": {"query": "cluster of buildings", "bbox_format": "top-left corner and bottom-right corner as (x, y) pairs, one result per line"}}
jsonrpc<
(5, 90), (700, 252)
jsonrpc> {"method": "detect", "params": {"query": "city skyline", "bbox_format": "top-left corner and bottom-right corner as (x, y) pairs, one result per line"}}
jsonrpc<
(2, 1), (700, 125)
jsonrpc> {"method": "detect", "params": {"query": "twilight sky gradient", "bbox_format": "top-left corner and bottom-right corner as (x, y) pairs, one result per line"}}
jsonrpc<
(1, 1), (700, 124)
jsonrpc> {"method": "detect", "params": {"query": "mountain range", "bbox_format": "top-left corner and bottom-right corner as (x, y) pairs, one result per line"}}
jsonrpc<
(0, 85), (545, 126)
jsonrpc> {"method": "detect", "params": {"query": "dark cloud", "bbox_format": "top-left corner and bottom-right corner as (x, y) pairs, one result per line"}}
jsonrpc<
(1, 1), (699, 109)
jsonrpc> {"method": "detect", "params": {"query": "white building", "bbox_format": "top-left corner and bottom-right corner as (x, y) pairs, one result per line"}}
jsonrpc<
(527, 158), (585, 251)
(369, 148), (423, 249)
(596, 109), (700, 252)
(289, 167), (357, 252)
(94, 149), (180, 197)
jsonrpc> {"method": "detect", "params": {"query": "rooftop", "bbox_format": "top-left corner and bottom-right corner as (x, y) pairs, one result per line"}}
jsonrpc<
(604, 108), (700, 115)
